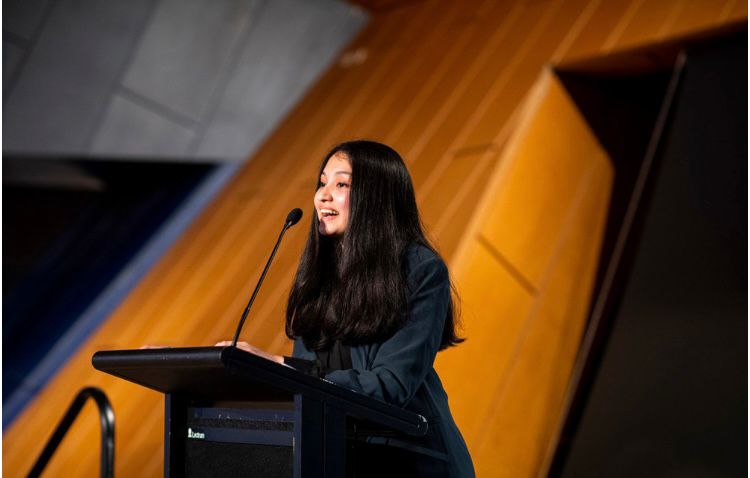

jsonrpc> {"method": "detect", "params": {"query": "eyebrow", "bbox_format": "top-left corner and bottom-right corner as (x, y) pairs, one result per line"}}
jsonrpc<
(320, 171), (352, 177)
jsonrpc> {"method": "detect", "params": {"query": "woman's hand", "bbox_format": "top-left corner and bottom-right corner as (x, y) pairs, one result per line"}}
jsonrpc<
(215, 340), (286, 366)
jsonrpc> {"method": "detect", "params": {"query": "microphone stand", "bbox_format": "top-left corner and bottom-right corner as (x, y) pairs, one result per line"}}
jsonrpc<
(232, 209), (301, 347)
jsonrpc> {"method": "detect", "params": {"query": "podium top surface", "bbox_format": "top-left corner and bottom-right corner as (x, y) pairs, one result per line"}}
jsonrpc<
(93, 346), (427, 436)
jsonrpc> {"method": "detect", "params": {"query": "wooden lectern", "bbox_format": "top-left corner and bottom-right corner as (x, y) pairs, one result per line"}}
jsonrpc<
(92, 346), (428, 477)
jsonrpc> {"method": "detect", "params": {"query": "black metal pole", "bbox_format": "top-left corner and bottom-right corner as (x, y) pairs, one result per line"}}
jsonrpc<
(27, 386), (115, 478)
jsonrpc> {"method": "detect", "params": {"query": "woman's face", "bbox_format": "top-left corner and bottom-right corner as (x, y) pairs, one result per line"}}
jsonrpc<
(314, 152), (351, 237)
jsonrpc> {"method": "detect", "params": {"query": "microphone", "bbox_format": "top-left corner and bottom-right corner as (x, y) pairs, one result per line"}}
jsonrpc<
(285, 207), (303, 227)
(231, 208), (303, 347)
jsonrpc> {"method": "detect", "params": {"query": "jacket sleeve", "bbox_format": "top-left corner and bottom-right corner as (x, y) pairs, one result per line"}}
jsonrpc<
(291, 337), (316, 360)
(323, 255), (450, 407)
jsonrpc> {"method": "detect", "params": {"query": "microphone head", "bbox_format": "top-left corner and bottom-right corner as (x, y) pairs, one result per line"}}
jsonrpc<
(285, 208), (303, 227)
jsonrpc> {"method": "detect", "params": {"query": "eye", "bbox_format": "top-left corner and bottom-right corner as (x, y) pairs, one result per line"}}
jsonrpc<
(337, 182), (349, 188)
(318, 181), (326, 188)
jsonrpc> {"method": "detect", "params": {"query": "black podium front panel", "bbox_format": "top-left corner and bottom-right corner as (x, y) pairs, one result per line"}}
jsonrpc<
(186, 405), (295, 447)
(186, 440), (292, 478)
(171, 398), (296, 478)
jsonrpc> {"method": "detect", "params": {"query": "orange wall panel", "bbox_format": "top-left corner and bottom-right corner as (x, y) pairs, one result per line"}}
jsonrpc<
(473, 141), (613, 478)
(436, 242), (535, 443)
(477, 71), (603, 289)
(443, 70), (612, 477)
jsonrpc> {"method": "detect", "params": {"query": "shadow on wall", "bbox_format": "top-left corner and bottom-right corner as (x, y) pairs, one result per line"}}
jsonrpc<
(551, 30), (747, 478)
(2, 158), (214, 411)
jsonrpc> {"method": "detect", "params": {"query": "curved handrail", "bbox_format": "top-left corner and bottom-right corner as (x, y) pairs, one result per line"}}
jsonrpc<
(27, 386), (115, 478)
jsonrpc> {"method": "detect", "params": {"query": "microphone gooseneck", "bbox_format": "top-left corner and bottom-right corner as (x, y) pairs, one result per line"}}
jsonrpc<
(231, 208), (303, 347)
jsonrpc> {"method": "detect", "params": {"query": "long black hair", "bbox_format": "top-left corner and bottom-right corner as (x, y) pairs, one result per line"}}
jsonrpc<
(285, 140), (463, 351)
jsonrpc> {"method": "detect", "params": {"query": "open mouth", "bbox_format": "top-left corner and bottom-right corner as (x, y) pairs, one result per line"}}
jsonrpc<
(319, 208), (339, 220)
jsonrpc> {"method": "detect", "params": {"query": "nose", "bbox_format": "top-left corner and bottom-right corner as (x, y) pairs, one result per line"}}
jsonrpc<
(316, 184), (332, 203)
(322, 184), (332, 197)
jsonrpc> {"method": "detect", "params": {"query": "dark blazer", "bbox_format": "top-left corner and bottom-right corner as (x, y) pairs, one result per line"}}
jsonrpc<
(292, 245), (475, 477)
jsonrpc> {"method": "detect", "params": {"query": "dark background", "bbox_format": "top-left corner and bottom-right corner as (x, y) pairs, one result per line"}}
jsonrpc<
(556, 33), (747, 477)
(3, 159), (214, 403)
